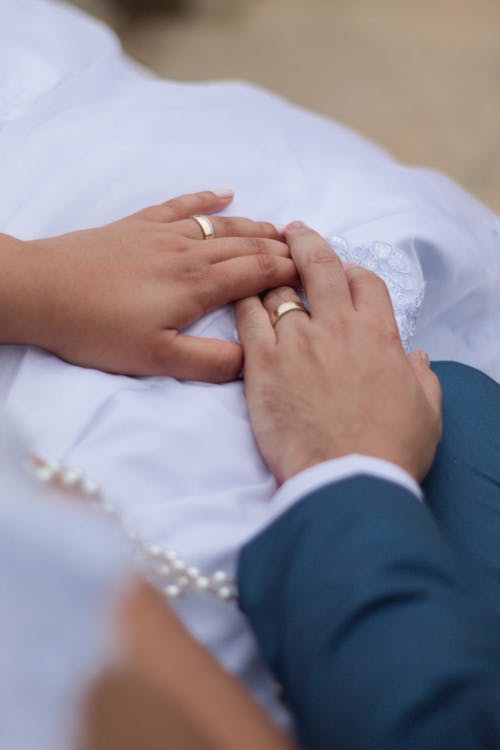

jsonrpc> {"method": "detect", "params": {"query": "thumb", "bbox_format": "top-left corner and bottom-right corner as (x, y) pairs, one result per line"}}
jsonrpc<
(156, 334), (243, 384)
(407, 350), (442, 416)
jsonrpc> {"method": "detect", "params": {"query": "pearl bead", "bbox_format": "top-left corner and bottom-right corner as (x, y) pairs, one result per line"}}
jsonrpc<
(61, 467), (83, 487)
(213, 571), (228, 583)
(146, 544), (163, 558)
(82, 479), (100, 497)
(32, 454), (239, 605)
(166, 585), (180, 598)
(46, 460), (61, 474)
(34, 465), (55, 482)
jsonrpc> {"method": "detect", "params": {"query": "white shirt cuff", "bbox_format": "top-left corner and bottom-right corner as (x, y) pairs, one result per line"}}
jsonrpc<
(270, 454), (423, 521)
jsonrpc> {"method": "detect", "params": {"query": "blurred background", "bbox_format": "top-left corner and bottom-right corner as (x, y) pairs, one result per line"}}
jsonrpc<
(72, 0), (499, 212)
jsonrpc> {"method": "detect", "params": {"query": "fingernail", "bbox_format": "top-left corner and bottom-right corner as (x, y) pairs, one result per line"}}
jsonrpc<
(273, 223), (287, 235)
(212, 189), (234, 199)
(286, 221), (306, 233)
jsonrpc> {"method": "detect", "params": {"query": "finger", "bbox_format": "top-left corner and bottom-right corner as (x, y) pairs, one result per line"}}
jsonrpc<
(345, 264), (399, 331)
(206, 237), (290, 263)
(408, 350), (443, 418)
(208, 256), (298, 309)
(235, 296), (276, 353)
(154, 333), (243, 383)
(284, 222), (352, 319)
(130, 190), (234, 223)
(173, 216), (284, 242)
(261, 286), (310, 340)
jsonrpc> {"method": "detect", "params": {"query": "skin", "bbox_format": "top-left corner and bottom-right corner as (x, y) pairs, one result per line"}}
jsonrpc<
(82, 581), (296, 750)
(1, 203), (441, 745)
(236, 221), (443, 484)
(0, 190), (296, 383)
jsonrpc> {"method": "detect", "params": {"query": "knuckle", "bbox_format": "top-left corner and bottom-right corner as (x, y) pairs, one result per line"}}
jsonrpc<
(309, 248), (339, 266)
(370, 273), (390, 294)
(351, 266), (380, 286)
(221, 218), (239, 236)
(163, 196), (183, 211)
(246, 237), (268, 253)
(354, 268), (393, 303)
(378, 324), (402, 347)
(256, 252), (279, 276)
(157, 205), (176, 222)
(364, 314), (399, 346)
(161, 192), (197, 217)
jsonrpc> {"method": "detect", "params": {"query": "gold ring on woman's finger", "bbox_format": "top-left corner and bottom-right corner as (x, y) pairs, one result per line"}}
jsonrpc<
(190, 214), (216, 240)
(270, 301), (310, 328)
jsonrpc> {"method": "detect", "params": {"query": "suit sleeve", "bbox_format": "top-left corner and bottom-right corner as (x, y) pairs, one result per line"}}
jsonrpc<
(238, 476), (500, 750)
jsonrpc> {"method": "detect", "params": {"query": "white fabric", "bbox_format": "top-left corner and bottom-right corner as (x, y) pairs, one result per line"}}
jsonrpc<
(0, 424), (130, 750)
(273, 456), (423, 520)
(330, 236), (424, 352)
(0, 0), (499, 728)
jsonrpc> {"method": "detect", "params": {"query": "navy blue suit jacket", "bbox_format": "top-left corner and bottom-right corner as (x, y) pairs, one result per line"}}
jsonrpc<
(238, 477), (500, 749)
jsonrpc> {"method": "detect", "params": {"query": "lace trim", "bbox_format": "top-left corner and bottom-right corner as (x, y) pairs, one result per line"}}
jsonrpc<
(329, 236), (424, 351)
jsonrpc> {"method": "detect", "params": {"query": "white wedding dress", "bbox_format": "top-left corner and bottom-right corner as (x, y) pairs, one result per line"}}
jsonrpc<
(1, 0), (499, 734)
(0, 426), (130, 750)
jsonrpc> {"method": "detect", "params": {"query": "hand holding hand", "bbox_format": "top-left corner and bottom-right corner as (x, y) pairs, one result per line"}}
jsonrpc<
(236, 222), (442, 483)
(6, 191), (296, 382)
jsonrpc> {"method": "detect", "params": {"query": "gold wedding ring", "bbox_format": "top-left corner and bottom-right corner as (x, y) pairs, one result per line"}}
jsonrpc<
(191, 214), (216, 240)
(270, 301), (310, 328)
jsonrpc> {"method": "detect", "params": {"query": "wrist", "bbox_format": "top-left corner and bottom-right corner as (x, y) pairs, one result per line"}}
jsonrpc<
(279, 444), (422, 485)
(0, 234), (53, 347)
(272, 455), (423, 517)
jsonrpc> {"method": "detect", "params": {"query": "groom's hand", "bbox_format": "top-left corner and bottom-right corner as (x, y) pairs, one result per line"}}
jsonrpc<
(236, 222), (442, 483)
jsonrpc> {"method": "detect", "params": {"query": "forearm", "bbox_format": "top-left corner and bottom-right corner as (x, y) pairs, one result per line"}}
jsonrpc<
(0, 233), (46, 346)
(239, 477), (500, 750)
(88, 581), (295, 750)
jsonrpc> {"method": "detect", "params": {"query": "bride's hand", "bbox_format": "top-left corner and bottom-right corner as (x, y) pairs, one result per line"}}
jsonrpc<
(7, 191), (296, 382)
(84, 580), (295, 750)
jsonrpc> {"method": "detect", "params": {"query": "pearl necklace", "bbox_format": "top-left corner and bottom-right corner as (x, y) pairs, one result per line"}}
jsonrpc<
(30, 456), (237, 603)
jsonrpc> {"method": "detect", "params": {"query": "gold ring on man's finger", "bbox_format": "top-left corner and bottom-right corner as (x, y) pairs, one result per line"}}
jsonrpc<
(270, 301), (310, 328)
